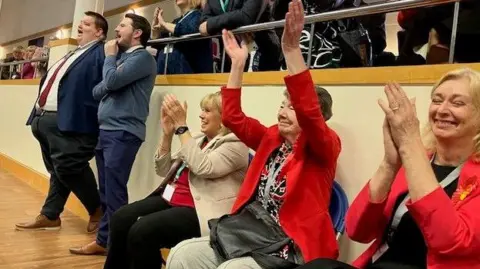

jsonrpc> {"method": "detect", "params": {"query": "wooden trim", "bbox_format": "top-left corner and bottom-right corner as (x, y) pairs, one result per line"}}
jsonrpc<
(103, 0), (163, 17)
(2, 63), (480, 87)
(49, 38), (78, 48)
(0, 153), (90, 221)
(154, 63), (480, 86)
(0, 79), (41, 86)
(0, 23), (73, 47)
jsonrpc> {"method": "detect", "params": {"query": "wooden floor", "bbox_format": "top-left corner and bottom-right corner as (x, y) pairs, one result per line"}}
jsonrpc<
(0, 169), (105, 269)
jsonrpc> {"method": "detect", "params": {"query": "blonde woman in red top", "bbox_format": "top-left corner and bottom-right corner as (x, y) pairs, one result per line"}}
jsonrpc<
(166, 1), (341, 269)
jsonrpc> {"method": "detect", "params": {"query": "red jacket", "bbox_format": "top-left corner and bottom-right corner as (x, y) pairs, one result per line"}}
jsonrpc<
(221, 70), (342, 262)
(347, 157), (480, 269)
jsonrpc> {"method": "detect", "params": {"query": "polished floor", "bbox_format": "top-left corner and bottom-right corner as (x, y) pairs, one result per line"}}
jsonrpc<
(0, 169), (105, 269)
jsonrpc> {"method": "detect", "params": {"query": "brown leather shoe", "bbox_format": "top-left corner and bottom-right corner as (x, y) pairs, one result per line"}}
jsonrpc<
(87, 207), (102, 234)
(69, 241), (107, 256)
(15, 214), (61, 231)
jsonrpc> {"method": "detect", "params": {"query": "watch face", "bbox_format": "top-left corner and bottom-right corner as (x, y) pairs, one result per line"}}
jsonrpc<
(175, 126), (188, 135)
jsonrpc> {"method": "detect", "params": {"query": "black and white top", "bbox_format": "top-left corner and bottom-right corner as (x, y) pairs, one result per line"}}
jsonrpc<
(256, 142), (296, 261)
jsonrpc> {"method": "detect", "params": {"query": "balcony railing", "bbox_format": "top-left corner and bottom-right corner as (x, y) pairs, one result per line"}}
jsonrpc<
(0, 0), (463, 79)
(147, 0), (462, 74)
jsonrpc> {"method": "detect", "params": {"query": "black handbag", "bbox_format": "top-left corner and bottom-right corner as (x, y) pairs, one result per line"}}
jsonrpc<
(208, 201), (300, 269)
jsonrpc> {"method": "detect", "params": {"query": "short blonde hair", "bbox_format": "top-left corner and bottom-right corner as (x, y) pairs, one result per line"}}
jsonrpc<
(26, 45), (37, 52)
(200, 92), (231, 136)
(422, 68), (480, 160)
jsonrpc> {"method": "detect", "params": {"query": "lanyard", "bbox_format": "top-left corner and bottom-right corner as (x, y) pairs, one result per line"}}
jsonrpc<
(263, 152), (293, 205)
(219, 0), (229, 13)
(178, 10), (194, 24)
(173, 162), (187, 182)
(372, 155), (463, 262)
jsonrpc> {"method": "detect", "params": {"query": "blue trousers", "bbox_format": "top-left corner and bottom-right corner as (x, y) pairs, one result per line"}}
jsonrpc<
(95, 130), (142, 248)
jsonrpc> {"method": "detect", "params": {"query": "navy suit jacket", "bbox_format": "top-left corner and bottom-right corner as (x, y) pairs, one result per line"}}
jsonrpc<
(26, 41), (105, 135)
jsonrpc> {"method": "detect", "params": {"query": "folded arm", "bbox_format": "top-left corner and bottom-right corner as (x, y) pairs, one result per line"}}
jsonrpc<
(102, 51), (152, 91)
(92, 81), (108, 101)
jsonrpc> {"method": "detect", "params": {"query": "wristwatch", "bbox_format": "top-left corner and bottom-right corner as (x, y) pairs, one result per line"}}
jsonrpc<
(175, 126), (189, 135)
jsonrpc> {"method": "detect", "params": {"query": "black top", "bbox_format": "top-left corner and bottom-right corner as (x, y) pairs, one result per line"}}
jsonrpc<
(368, 163), (459, 269)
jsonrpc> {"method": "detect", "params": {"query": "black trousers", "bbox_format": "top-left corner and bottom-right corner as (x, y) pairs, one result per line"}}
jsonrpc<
(104, 195), (201, 269)
(31, 113), (100, 220)
(296, 259), (422, 269)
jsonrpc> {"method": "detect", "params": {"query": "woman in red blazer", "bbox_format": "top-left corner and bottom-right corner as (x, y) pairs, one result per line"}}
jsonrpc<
(296, 68), (480, 269)
(166, 1), (341, 269)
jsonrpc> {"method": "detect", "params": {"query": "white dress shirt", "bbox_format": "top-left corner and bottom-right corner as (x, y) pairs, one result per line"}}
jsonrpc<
(40, 39), (99, 111)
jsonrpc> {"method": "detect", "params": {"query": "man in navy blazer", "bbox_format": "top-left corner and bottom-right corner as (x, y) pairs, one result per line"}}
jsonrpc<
(16, 11), (108, 234)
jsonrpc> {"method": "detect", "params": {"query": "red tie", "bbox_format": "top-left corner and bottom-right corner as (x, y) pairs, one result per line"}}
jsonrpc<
(38, 51), (74, 108)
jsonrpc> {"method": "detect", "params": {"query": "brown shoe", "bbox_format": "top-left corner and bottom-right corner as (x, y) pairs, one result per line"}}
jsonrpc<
(87, 207), (102, 234)
(15, 214), (61, 231)
(69, 241), (107, 256)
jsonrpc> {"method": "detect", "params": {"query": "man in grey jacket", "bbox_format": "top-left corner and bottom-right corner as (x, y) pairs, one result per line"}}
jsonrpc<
(69, 13), (157, 255)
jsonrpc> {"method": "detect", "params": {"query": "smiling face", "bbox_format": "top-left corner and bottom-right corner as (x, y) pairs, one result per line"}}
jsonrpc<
(277, 98), (301, 140)
(199, 93), (224, 139)
(77, 15), (103, 46)
(115, 17), (138, 50)
(429, 77), (479, 143)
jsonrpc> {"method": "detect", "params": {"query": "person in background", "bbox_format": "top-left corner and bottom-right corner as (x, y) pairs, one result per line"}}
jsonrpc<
(152, 0), (213, 74)
(1, 46), (24, 79)
(16, 11), (108, 234)
(69, 14), (157, 256)
(31, 47), (48, 78)
(166, 1), (341, 268)
(200, 0), (281, 72)
(297, 68), (480, 269)
(21, 45), (37, 79)
(103, 92), (249, 269)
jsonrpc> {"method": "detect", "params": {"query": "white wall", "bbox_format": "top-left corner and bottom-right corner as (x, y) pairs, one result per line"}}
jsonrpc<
(0, 0), (75, 44)
(0, 79), (433, 263)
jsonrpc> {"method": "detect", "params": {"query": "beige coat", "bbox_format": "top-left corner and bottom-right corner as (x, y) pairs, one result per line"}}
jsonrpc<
(154, 133), (249, 236)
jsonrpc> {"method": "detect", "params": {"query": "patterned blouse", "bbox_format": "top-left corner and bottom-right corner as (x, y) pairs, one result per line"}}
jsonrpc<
(256, 142), (297, 262)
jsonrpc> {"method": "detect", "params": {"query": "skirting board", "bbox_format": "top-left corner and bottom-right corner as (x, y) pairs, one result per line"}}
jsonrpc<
(0, 152), (90, 221)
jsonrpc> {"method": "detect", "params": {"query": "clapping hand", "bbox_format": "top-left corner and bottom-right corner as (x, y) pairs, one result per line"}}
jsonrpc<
(162, 94), (188, 129)
(153, 7), (165, 29)
(378, 82), (420, 150)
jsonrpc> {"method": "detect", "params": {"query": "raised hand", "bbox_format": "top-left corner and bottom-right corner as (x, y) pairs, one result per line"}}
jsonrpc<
(222, 29), (249, 66)
(281, 0), (305, 54)
(378, 82), (420, 150)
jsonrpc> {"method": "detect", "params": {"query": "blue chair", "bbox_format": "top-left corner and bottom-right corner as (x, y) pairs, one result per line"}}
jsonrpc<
(329, 181), (349, 240)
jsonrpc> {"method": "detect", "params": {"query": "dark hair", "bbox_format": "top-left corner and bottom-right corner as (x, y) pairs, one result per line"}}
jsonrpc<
(125, 13), (152, 47)
(283, 86), (333, 121)
(84, 11), (109, 39)
(314, 86), (333, 121)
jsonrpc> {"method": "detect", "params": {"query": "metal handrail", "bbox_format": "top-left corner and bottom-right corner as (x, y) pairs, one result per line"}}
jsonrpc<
(148, 0), (461, 46)
(0, 57), (49, 67)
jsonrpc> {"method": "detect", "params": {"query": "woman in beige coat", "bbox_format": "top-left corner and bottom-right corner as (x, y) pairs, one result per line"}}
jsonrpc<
(103, 92), (249, 269)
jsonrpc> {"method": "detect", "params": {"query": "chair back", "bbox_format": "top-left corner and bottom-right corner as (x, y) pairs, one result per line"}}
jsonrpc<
(329, 181), (349, 240)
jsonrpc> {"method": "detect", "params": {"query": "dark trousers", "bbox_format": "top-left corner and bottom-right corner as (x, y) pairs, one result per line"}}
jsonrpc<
(296, 259), (422, 269)
(31, 113), (100, 220)
(104, 195), (200, 269)
(95, 130), (142, 247)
